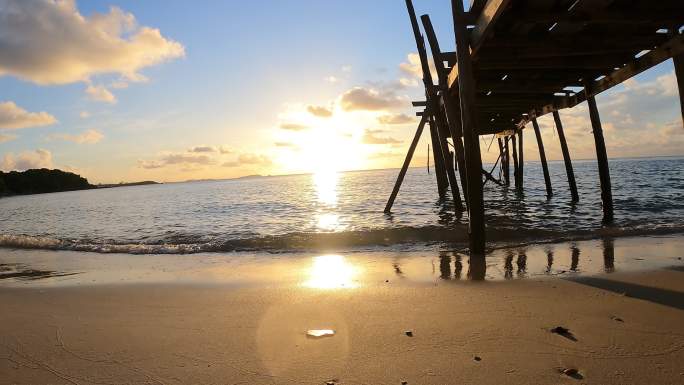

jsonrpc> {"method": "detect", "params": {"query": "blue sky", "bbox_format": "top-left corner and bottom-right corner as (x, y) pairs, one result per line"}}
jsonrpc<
(0, 0), (681, 183)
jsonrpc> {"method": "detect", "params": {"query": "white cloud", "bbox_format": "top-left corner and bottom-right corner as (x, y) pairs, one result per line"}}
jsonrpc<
(307, 105), (333, 118)
(378, 113), (415, 125)
(0, 149), (53, 171)
(361, 129), (402, 145)
(86, 84), (117, 104)
(0, 0), (185, 85)
(279, 122), (309, 131)
(188, 146), (217, 153)
(49, 129), (103, 144)
(79, 111), (90, 119)
(222, 153), (272, 167)
(399, 53), (437, 85)
(339, 87), (406, 111)
(0, 101), (57, 130)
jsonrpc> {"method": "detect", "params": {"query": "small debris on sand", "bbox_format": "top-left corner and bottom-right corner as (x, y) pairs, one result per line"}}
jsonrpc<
(307, 329), (335, 338)
(473, 356), (482, 361)
(560, 367), (583, 379)
(550, 326), (577, 341)
(404, 330), (413, 337)
(401, 381), (408, 385)
(611, 315), (624, 322)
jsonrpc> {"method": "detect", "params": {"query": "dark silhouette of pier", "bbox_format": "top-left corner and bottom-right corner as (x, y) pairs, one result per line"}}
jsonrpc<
(386, 0), (684, 255)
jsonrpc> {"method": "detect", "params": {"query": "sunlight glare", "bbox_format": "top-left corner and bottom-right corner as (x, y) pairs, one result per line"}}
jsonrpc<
(303, 254), (359, 289)
(313, 170), (338, 206)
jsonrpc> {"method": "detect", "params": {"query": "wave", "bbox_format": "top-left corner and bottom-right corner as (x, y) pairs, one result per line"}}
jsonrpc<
(2, 223), (684, 255)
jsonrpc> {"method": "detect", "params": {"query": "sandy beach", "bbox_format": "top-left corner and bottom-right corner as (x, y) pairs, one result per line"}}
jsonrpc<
(2, 235), (684, 384)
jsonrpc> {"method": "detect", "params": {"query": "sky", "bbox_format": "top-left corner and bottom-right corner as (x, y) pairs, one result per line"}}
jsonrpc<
(0, 0), (682, 184)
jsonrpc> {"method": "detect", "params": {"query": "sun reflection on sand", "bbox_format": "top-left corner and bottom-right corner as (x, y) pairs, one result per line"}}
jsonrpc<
(303, 254), (359, 289)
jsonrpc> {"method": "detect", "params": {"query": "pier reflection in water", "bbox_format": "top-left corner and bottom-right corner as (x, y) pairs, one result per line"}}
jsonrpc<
(381, 236), (653, 283)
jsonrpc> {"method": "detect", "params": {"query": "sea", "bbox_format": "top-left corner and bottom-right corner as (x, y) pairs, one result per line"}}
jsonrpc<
(1, 157), (683, 255)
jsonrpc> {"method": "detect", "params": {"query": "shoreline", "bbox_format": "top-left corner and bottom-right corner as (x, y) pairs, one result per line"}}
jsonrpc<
(1, 234), (684, 384)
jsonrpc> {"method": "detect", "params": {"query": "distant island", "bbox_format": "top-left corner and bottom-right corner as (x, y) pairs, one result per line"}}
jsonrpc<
(0, 169), (159, 197)
(0, 168), (94, 196)
(97, 181), (159, 189)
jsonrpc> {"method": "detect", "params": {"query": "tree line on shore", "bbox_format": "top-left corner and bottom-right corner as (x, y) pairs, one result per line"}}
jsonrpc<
(0, 169), (94, 196)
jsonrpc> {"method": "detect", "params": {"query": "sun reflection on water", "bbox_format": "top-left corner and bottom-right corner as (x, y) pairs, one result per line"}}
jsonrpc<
(303, 254), (359, 289)
(313, 170), (338, 206)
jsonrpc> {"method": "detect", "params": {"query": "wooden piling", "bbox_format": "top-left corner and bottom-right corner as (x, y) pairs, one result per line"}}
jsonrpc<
(587, 95), (614, 223)
(517, 129), (524, 190)
(437, 124), (464, 211)
(503, 137), (510, 185)
(532, 118), (552, 198)
(511, 135), (519, 188)
(429, 116), (449, 198)
(497, 138), (505, 182)
(674, 53), (684, 125)
(451, 0), (485, 255)
(384, 114), (428, 213)
(420, 14), (468, 206)
(553, 111), (579, 201)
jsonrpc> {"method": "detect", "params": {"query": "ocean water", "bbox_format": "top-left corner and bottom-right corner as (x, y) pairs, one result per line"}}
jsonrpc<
(0, 157), (682, 254)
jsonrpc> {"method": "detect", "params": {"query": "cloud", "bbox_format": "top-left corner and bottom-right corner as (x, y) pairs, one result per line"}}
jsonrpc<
(279, 122), (309, 131)
(339, 87), (406, 111)
(219, 146), (233, 154)
(0, 1), (185, 85)
(378, 113), (415, 125)
(0, 149), (53, 171)
(86, 84), (117, 104)
(275, 141), (298, 148)
(222, 153), (272, 167)
(79, 111), (90, 119)
(361, 129), (402, 145)
(0, 101), (57, 130)
(324, 76), (339, 83)
(49, 129), (103, 144)
(307, 105), (333, 118)
(188, 146), (217, 153)
(0, 134), (17, 143)
(138, 152), (215, 169)
(399, 53), (437, 84)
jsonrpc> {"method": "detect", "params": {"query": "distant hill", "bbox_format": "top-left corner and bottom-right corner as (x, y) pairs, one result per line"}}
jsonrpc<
(0, 168), (95, 196)
(97, 181), (159, 189)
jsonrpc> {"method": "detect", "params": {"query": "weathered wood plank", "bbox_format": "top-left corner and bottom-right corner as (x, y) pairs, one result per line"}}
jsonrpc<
(553, 111), (579, 202)
(587, 96), (614, 223)
(452, 0), (486, 255)
(471, 0), (511, 54)
(385, 114), (429, 213)
(532, 118), (552, 198)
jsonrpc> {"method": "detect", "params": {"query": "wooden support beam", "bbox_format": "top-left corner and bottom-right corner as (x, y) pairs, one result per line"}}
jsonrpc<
(553, 111), (579, 201)
(412, 101), (427, 107)
(435, 113), (464, 211)
(384, 114), (428, 213)
(511, 135), (519, 188)
(573, 34), (684, 107)
(470, 0), (511, 54)
(587, 96), (614, 223)
(453, 0), (486, 255)
(503, 136), (510, 185)
(532, 118), (552, 198)
(673, 53), (684, 125)
(421, 14), (469, 207)
(517, 129), (524, 190)
(429, 116), (449, 199)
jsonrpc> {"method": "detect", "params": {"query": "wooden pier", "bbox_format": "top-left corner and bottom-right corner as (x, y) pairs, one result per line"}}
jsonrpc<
(385, 0), (684, 255)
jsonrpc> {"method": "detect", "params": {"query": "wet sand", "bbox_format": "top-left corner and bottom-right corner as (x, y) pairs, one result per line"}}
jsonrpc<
(1, 235), (684, 384)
